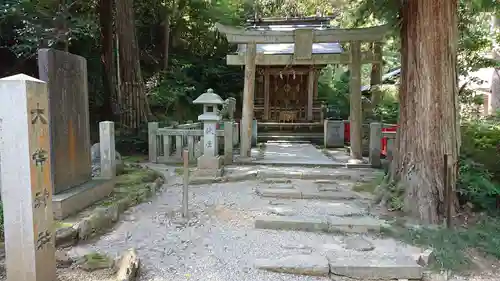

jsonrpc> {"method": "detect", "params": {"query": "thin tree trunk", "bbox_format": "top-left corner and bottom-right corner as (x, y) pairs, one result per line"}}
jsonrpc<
(164, 14), (171, 70)
(115, 0), (152, 131)
(370, 42), (383, 106)
(395, 0), (460, 224)
(98, 0), (116, 121)
(490, 15), (500, 115)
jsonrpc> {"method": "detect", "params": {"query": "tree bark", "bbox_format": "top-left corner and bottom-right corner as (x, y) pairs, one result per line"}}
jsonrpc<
(115, 0), (152, 131)
(370, 42), (383, 107)
(395, 0), (460, 224)
(98, 0), (116, 121)
(490, 15), (500, 115)
(163, 14), (171, 70)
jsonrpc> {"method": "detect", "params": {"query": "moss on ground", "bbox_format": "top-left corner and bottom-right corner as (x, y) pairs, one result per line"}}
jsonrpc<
(352, 173), (385, 193)
(56, 166), (164, 228)
(382, 214), (500, 272)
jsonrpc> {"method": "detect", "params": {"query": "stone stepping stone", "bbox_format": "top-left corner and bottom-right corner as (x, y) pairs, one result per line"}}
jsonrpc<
(317, 186), (342, 192)
(327, 255), (423, 280)
(255, 216), (328, 232)
(268, 184), (295, 189)
(257, 188), (359, 200)
(343, 236), (375, 251)
(301, 191), (359, 200)
(327, 216), (387, 233)
(254, 254), (329, 276)
(262, 178), (292, 184)
(266, 206), (296, 216)
(257, 188), (302, 199)
(254, 215), (387, 234)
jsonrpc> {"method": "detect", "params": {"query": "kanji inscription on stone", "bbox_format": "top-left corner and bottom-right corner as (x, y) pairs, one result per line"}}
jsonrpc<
(32, 148), (48, 167)
(31, 103), (48, 124)
(36, 231), (52, 250)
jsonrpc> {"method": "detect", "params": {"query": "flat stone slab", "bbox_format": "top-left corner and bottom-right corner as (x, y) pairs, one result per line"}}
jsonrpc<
(267, 206), (296, 216)
(301, 191), (359, 200)
(327, 216), (387, 233)
(262, 178), (292, 184)
(255, 216), (328, 232)
(255, 216), (387, 234)
(255, 254), (329, 276)
(343, 236), (375, 251)
(249, 142), (341, 166)
(257, 188), (302, 199)
(269, 184), (295, 189)
(257, 188), (359, 201)
(328, 258), (423, 279)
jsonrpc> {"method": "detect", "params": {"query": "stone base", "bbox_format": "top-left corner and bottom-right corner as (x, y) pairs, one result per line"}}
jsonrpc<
(52, 178), (115, 220)
(197, 155), (223, 170)
(191, 168), (224, 179)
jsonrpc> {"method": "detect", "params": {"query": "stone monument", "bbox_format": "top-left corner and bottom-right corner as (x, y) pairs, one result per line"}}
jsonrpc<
(324, 120), (345, 148)
(38, 48), (115, 219)
(193, 89), (224, 174)
(0, 74), (56, 281)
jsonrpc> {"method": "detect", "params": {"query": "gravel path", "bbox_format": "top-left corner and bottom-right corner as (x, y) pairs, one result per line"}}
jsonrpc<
(62, 162), (426, 281)
(68, 180), (343, 281)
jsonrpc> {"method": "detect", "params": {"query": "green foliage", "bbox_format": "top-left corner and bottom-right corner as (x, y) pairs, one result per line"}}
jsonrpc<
(458, 117), (500, 211)
(385, 215), (500, 271)
(371, 84), (399, 124)
(457, 157), (500, 210)
(318, 65), (350, 119)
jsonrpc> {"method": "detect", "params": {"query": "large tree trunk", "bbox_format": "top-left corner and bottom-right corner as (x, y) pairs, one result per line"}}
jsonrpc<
(115, 0), (152, 131)
(98, 0), (116, 121)
(395, 0), (460, 224)
(490, 15), (500, 115)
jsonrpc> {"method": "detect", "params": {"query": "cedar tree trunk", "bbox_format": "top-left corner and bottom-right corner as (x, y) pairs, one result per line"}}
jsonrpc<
(395, 0), (460, 224)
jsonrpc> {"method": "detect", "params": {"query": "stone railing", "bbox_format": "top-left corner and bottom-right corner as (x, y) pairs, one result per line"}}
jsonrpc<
(148, 121), (239, 164)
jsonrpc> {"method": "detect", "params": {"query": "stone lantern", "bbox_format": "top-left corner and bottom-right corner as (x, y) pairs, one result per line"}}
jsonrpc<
(193, 89), (224, 171)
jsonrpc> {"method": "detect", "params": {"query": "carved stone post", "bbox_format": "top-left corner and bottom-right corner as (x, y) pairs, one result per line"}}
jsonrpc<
(369, 122), (382, 167)
(0, 74), (56, 281)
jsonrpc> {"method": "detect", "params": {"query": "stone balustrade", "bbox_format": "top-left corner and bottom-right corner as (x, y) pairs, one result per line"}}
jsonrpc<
(148, 121), (239, 164)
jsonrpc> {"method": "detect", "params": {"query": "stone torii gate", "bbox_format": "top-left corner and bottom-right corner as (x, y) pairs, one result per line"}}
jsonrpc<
(216, 22), (390, 162)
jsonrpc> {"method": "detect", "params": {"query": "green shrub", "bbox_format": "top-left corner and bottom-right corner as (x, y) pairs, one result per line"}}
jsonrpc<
(457, 157), (500, 210)
(458, 119), (500, 210)
(371, 84), (399, 124)
(460, 119), (500, 181)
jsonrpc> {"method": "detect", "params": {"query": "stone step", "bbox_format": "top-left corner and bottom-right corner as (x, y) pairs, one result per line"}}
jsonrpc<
(257, 188), (359, 200)
(328, 257), (423, 280)
(254, 254), (423, 280)
(255, 215), (387, 234)
(255, 254), (329, 277)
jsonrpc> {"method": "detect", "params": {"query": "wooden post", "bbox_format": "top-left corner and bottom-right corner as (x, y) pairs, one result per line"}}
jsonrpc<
(264, 68), (270, 120)
(148, 122), (159, 163)
(307, 67), (314, 121)
(444, 154), (453, 228)
(182, 149), (189, 218)
(0, 74), (56, 281)
(241, 43), (257, 157)
(349, 41), (363, 162)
